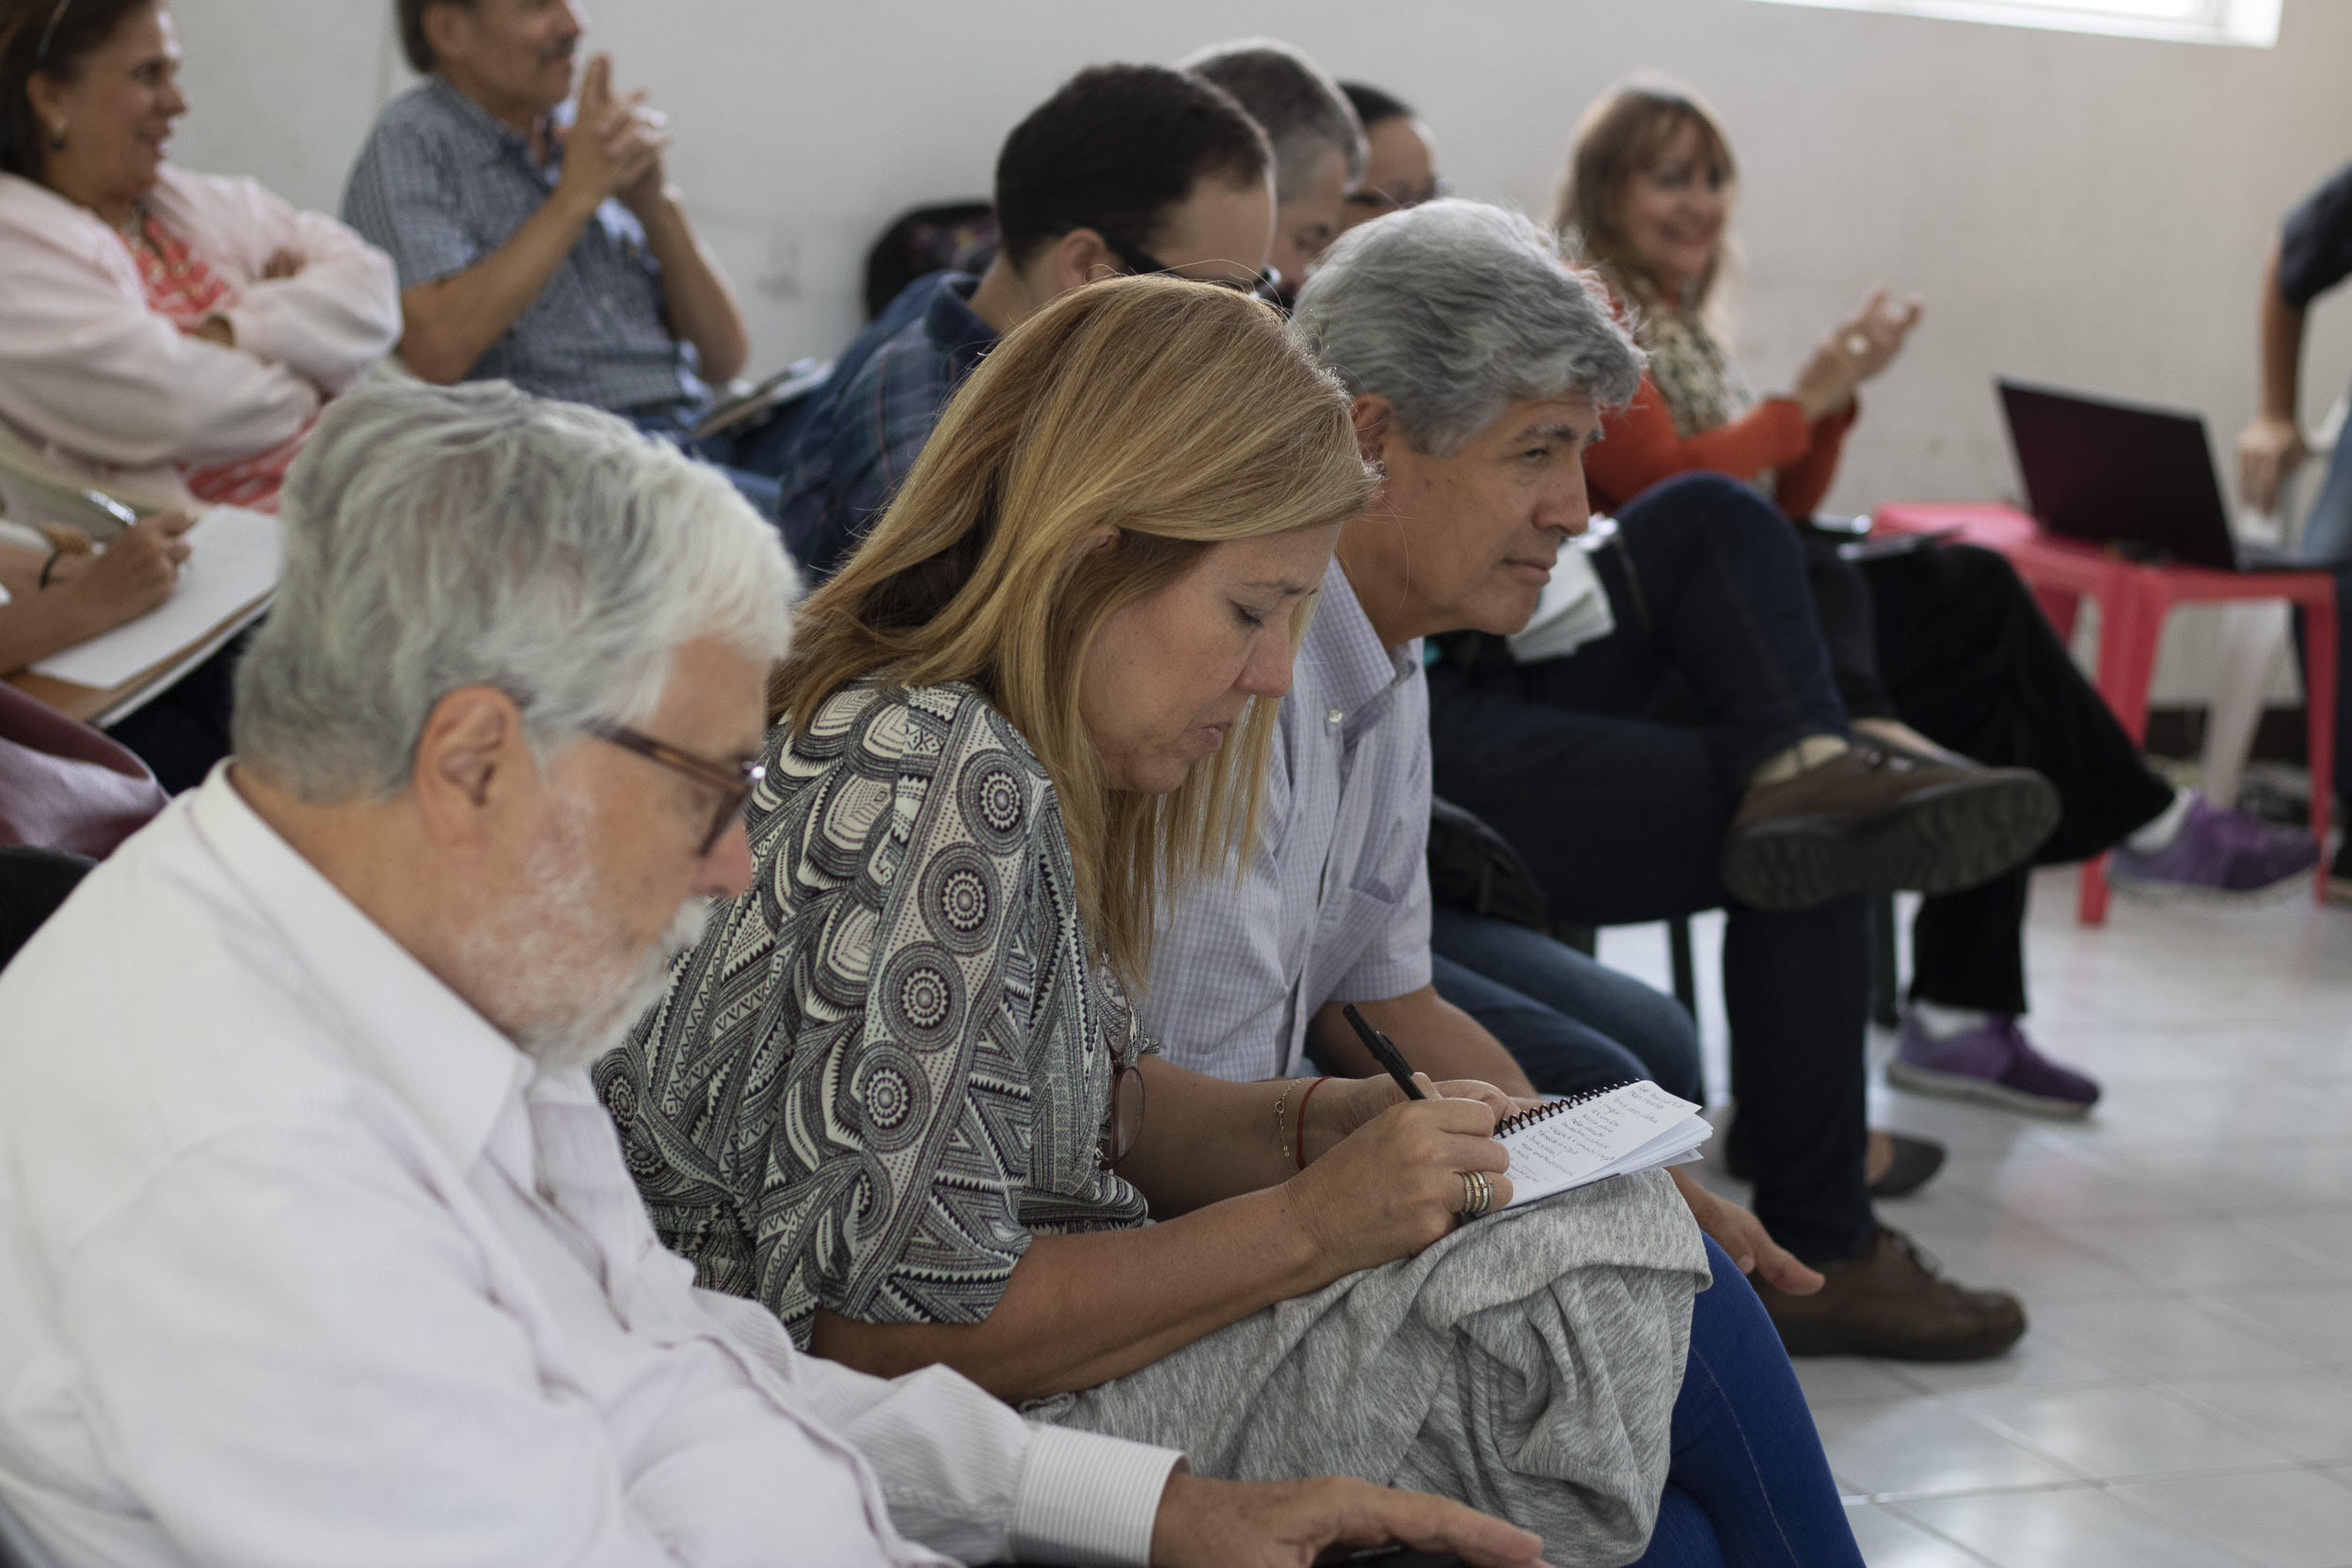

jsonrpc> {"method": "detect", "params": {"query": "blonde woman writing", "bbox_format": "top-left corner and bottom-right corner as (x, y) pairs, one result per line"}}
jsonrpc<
(604, 276), (1692, 1552)
(602, 277), (1861, 1566)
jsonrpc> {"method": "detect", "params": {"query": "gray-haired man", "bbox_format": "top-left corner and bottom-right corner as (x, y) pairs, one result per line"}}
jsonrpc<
(1181, 39), (1365, 298)
(1151, 200), (2033, 1362)
(0, 381), (1539, 1568)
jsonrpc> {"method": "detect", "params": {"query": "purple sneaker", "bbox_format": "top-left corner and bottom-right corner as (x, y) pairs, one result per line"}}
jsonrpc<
(2107, 793), (2320, 902)
(1887, 1012), (2101, 1118)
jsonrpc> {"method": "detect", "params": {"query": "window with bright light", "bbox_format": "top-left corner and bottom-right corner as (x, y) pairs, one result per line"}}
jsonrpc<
(1748, 0), (2279, 47)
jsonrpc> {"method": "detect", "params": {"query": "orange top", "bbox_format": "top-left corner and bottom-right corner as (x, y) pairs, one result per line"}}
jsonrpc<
(1584, 372), (1858, 520)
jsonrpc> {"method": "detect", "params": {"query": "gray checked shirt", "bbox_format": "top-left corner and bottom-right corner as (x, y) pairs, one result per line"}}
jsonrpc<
(1144, 561), (1433, 1083)
(341, 75), (706, 416)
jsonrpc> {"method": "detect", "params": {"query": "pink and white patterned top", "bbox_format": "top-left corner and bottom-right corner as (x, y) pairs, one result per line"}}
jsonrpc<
(122, 211), (312, 512)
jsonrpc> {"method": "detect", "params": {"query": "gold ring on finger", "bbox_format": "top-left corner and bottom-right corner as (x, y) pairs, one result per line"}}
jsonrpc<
(1460, 1169), (1494, 1219)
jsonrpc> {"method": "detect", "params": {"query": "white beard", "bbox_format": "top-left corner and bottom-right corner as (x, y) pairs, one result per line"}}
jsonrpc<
(515, 898), (709, 1073)
(464, 794), (712, 1074)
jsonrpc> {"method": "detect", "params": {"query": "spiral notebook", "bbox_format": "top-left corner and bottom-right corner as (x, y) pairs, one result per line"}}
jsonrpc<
(1493, 1080), (1713, 1211)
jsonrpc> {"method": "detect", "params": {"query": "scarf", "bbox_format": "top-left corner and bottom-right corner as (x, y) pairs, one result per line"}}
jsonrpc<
(1636, 303), (1756, 440)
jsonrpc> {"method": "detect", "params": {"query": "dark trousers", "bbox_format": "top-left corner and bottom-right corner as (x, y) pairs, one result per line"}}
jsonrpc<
(1803, 539), (2176, 1014)
(104, 631), (243, 794)
(1491, 474), (1852, 797)
(1429, 908), (1705, 1102)
(1794, 531), (1897, 722)
(1428, 474), (1873, 1265)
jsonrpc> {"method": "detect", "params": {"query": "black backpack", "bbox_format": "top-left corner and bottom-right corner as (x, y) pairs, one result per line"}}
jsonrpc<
(1425, 795), (1549, 931)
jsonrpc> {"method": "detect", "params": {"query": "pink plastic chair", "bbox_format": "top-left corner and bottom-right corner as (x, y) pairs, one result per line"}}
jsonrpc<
(1871, 502), (2336, 925)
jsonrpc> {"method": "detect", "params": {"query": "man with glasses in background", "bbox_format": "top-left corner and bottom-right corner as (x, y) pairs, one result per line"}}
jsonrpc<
(771, 63), (1277, 579)
(1339, 83), (1445, 230)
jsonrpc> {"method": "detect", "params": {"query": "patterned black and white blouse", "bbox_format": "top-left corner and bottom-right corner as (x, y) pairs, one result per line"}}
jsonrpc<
(597, 679), (1151, 1348)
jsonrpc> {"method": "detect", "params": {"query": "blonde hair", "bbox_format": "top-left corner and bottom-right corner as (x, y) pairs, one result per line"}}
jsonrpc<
(1554, 77), (1740, 322)
(776, 276), (1375, 985)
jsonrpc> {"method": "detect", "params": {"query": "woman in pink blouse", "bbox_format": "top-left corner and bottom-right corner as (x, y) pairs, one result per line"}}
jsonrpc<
(0, 0), (399, 514)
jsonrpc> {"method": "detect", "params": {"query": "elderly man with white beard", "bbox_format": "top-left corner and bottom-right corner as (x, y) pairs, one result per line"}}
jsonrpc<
(0, 379), (1542, 1568)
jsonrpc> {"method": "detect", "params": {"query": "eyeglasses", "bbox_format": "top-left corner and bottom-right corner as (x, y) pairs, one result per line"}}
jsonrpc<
(1343, 175), (1452, 219)
(586, 721), (765, 857)
(1099, 232), (1283, 305)
(34, 0), (72, 65)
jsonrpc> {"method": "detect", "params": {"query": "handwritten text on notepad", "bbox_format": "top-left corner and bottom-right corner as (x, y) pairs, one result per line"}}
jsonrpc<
(1495, 1080), (1712, 1211)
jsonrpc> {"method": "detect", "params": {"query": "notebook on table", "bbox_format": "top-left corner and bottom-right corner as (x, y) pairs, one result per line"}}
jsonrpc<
(1491, 1079), (1713, 1212)
(8, 506), (280, 727)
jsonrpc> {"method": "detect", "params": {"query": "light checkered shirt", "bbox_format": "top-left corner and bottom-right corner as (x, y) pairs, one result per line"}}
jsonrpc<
(341, 76), (706, 417)
(1144, 562), (1434, 1083)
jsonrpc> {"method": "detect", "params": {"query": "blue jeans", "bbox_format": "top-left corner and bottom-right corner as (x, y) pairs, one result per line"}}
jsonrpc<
(1641, 1238), (1864, 1568)
(628, 409), (786, 518)
(2294, 425), (2352, 814)
(2297, 410), (2352, 569)
(1428, 909), (1704, 1102)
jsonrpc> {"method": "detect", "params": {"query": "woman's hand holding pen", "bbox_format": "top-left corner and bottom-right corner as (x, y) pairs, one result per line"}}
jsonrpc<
(1306, 1073), (1530, 1160)
(1284, 1085), (1518, 1279)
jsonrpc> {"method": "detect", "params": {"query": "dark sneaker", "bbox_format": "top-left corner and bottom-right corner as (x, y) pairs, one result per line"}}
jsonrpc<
(1887, 1012), (2100, 1119)
(1755, 1226), (2026, 1361)
(1721, 745), (2060, 911)
(1724, 1121), (1947, 1199)
(1867, 1132), (1948, 1198)
(2107, 793), (2319, 902)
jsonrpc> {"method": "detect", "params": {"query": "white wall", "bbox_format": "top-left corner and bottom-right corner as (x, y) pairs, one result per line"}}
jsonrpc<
(167, 0), (2352, 703)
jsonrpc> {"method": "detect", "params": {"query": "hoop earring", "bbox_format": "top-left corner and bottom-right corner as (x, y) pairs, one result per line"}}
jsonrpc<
(47, 120), (67, 150)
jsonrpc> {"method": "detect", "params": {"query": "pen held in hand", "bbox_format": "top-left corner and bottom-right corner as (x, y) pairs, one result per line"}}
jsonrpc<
(1342, 1004), (1426, 1101)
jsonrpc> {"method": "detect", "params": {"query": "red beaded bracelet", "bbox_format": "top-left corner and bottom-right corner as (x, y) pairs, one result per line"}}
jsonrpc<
(1293, 1075), (1331, 1171)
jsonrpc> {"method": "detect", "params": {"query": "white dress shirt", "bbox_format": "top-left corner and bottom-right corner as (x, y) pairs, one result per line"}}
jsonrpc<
(0, 769), (1178, 1567)
(1146, 562), (1433, 1081)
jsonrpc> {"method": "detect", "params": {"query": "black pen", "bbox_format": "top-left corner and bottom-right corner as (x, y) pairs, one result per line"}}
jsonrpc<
(1342, 1005), (1426, 1101)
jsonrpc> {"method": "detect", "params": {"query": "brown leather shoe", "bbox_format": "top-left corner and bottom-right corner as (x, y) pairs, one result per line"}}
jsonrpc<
(1755, 1226), (2026, 1362)
(1720, 745), (2060, 911)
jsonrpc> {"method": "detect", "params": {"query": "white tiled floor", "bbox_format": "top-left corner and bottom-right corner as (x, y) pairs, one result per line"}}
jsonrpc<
(1597, 867), (2352, 1568)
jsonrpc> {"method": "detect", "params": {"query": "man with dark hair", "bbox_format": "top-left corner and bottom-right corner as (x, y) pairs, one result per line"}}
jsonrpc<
(1181, 40), (1365, 297)
(773, 63), (1275, 578)
(344, 2), (783, 506)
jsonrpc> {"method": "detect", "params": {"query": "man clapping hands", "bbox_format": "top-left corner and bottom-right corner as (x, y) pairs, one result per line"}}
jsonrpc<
(344, 4), (775, 505)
